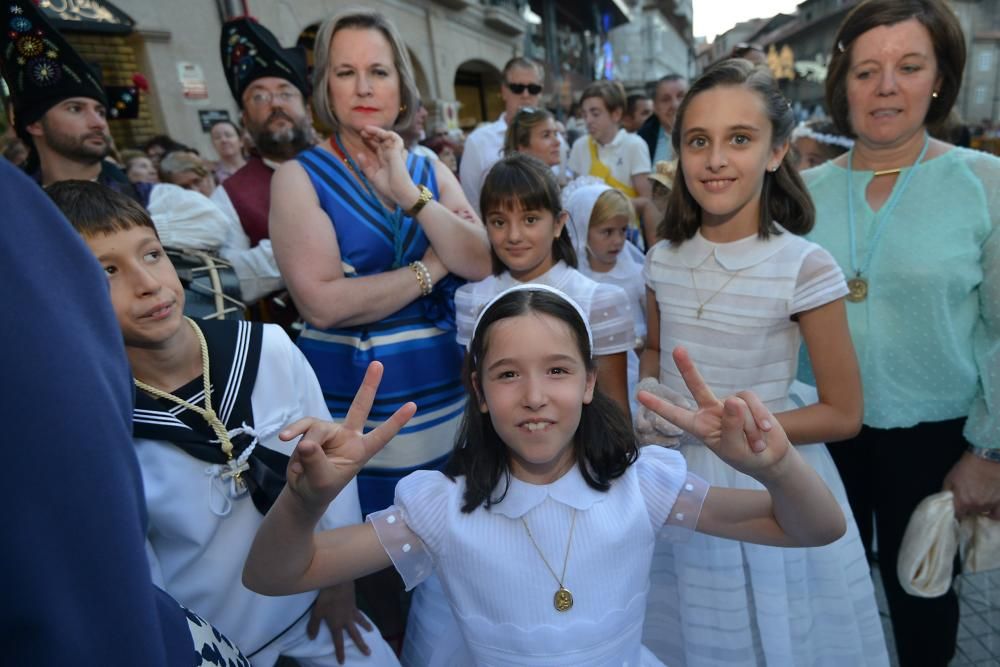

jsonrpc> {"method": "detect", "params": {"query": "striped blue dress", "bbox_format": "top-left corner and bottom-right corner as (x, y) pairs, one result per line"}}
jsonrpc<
(295, 146), (466, 514)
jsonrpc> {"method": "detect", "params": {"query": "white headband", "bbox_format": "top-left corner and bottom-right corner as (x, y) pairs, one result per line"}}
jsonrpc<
(470, 284), (594, 356)
(792, 122), (854, 149)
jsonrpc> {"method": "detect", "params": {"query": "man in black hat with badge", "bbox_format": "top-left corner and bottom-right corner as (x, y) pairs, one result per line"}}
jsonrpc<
(0, 0), (147, 203)
(209, 17), (316, 307)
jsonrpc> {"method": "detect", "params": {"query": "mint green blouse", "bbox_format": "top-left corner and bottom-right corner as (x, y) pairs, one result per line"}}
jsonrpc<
(803, 147), (1000, 451)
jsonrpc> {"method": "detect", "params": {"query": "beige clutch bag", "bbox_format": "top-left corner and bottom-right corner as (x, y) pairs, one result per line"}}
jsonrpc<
(898, 490), (1000, 598)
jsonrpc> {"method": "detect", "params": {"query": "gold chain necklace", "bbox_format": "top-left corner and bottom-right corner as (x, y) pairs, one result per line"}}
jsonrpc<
(133, 317), (241, 481)
(690, 254), (742, 319)
(521, 508), (577, 612)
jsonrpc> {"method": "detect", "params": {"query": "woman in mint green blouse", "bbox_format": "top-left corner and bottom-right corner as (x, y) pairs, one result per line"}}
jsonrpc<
(802, 1), (999, 666)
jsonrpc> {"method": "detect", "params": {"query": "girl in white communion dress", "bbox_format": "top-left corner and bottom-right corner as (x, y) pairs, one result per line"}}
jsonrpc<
(244, 285), (847, 666)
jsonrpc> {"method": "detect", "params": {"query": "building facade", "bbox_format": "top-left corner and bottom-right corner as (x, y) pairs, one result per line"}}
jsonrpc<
(952, 0), (1000, 125)
(609, 0), (694, 90)
(31, 0), (532, 156)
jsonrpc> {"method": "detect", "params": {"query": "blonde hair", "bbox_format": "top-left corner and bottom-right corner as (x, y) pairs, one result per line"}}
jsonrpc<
(590, 188), (636, 229)
(311, 9), (419, 133)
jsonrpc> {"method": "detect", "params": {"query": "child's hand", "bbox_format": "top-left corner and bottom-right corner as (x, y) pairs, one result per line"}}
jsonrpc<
(279, 361), (416, 509)
(637, 348), (732, 448)
(634, 377), (687, 447)
(638, 347), (791, 477)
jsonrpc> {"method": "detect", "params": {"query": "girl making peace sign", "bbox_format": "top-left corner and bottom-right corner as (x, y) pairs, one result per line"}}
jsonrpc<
(244, 286), (846, 666)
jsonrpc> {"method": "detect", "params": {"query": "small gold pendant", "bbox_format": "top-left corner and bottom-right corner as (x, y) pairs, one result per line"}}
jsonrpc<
(554, 586), (574, 612)
(847, 276), (868, 302)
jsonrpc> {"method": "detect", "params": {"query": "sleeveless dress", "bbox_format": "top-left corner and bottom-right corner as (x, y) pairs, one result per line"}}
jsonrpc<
(642, 228), (890, 666)
(295, 147), (466, 514)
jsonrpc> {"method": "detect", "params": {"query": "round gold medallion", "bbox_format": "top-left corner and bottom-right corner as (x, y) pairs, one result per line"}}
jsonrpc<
(846, 276), (868, 302)
(554, 586), (574, 612)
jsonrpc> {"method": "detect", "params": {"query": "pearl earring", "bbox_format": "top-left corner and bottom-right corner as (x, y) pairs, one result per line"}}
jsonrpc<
(932, 91), (939, 99)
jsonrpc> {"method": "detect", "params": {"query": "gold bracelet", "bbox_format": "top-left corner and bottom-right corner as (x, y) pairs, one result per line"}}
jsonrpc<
(409, 260), (433, 296)
(405, 184), (433, 218)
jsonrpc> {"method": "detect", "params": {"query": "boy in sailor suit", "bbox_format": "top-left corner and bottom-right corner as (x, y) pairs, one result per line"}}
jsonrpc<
(46, 180), (398, 667)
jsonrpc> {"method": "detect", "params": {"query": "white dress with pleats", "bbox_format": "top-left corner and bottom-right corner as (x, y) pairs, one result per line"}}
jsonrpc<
(641, 228), (889, 666)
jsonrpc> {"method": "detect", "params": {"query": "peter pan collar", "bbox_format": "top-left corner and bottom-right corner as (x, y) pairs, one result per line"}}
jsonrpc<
(488, 464), (607, 519)
(497, 260), (572, 291)
(670, 224), (794, 271)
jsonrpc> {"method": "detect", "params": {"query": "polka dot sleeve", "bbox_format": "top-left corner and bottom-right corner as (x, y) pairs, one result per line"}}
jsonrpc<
(963, 151), (1000, 451)
(366, 470), (455, 591)
(590, 282), (638, 356)
(636, 445), (710, 541)
(367, 506), (433, 592)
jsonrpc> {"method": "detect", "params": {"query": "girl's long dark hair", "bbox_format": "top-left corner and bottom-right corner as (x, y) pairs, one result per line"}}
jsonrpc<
(445, 289), (638, 513)
(479, 153), (578, 275)
(658, 58), (815, 244)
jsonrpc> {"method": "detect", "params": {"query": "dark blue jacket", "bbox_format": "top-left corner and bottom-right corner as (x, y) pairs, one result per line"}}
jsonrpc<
(0, 161), (192, 665)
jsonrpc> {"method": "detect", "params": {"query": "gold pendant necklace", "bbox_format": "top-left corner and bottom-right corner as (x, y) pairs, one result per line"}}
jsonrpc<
(133, 317), (245, 484)
(845, 135), (930, 303)
(521, 508), (577, 612)
(846, 274), (868, 302)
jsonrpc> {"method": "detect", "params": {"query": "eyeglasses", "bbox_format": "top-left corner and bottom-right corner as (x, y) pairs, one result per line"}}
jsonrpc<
(506, 82), (543, 95)
(245, 90), (301, 108)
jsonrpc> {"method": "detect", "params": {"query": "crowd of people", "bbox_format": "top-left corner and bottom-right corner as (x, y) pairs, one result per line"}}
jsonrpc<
(2, 0), (997, 666)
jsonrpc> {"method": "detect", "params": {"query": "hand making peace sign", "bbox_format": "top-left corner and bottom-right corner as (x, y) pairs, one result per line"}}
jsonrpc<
(278, 361), (417, 509)
(638, 347), (794, 481)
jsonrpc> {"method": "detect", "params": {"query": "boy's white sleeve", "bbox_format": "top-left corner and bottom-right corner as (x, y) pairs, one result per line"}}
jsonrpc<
(627, 136), (652, 176)
(567, 136), (589, 177)
(278, 326), (363, 529)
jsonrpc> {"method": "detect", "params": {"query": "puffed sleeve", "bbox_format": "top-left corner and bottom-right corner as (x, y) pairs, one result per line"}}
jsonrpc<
(643, 240), (668, 290)
(366, 470), (455, 590)
(454, 282), (479, 348)
(791, 245), (849, 315)
(263, 324), (364, 530)
(636, 445), (710, 541)
(590, 282), (637, 355)
(963, 151), (1000, 452)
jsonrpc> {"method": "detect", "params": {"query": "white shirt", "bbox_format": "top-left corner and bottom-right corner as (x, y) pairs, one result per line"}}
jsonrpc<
(568, 129), (652, 191)
(210, 182), (284, 304)
(459, 114), (508, 218)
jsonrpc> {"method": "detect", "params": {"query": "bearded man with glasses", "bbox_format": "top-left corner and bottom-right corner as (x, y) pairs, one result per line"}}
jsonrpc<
(210, 18), (317, 309)
(459, 57), (549, 217)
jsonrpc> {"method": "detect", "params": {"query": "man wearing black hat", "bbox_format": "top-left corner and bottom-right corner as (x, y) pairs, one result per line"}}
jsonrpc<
(209, 17), (316, 305)
(0, 0), (146, 202)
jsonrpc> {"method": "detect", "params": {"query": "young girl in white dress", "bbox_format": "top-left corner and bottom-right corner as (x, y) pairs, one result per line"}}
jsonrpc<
(565, 183), (647, 415)
(455, 153), (635, 415)
(244, 284), (849, 667)
(638, 58), (889, 666)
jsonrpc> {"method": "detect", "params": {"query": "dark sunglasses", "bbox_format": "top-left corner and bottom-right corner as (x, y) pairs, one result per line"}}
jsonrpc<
(506, 82), (543, 95)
